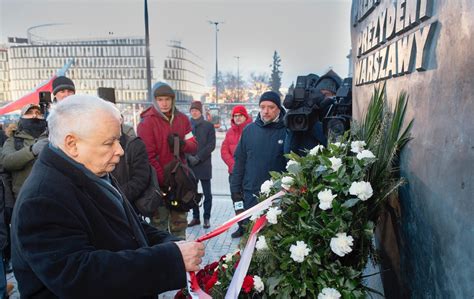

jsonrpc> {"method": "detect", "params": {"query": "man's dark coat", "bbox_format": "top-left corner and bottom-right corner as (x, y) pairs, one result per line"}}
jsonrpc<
(11, 146), (186, 299)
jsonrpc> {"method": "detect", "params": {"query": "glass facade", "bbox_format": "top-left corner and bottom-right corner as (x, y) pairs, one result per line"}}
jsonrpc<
(6, 38), (152, 102)
(0, 48), (9, 102)
(163, 41), (205, 110)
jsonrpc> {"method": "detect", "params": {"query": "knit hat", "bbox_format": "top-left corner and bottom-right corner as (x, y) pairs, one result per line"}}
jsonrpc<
(20, 104), (41, 116)
(52, 76), (75, 95)
(152, 82), (175, 98)
(259, 91), (282, 109)
(190, 101), (203, 113)
(316, 78), (338, 95)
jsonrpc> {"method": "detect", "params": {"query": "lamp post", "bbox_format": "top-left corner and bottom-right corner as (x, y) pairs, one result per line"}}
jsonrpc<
(234, 56), (240, 102)
(208, 21), (223, 104)
(144, 0), (153, 103)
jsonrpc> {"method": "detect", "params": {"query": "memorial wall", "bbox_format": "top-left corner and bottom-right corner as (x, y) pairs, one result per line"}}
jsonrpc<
(351, 0), (473, 296)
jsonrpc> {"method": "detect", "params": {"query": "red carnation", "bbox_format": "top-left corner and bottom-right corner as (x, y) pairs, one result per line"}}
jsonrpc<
(205, 270), (219, 292)
(242, 275), (254, 293)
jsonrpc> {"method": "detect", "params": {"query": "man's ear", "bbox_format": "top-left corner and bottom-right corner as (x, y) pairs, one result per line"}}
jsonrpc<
(64, 134), (79, 157)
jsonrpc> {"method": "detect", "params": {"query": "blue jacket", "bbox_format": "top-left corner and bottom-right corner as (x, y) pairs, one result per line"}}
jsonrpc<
(230, 110), (287, 195)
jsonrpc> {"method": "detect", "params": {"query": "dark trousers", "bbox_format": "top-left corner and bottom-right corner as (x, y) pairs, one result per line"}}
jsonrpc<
(192, 179), (212, 220)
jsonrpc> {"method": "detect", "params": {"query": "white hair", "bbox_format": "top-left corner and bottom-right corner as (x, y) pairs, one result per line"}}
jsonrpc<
(47, 95), (121, 147)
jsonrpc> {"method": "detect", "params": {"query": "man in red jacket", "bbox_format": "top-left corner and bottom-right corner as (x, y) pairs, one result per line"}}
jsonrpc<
(138, 82), (197, 238)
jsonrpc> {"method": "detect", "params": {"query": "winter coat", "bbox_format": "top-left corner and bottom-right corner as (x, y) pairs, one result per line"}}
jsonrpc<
(189, 117), (216, 180)
(220, 108), (252, 174)
(11, 146), (186, 299)
(111, 135), (150, 206)
(1, 129), (37, 198)
(230, 110), (287, 195)
(0, 173), (7, 250)
(137, 107), (197, 186)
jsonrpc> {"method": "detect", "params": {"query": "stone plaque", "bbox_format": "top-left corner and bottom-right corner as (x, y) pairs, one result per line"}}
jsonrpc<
(351, 0), (474, 297)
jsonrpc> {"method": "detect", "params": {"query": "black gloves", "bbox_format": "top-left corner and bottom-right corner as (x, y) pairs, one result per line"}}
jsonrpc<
(231, 192), (245, 214)
(187, 155), (200, 167)
(167, 133), (185, 153)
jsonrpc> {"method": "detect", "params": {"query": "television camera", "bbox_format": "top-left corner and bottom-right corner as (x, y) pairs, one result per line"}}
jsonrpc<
(283, 74), (352, 139)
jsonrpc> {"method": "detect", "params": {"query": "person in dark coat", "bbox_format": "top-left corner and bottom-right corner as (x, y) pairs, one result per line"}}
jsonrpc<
(230, 91), (287, 238)
(11, 95), (205, 299)
(111, 130), (151, 213)
(186, 101), (216, 229)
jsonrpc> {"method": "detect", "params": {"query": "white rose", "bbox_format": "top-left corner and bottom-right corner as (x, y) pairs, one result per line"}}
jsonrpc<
(349, 181), (373, 201)
(318, 287), (342, 299)
(350, 140), (366, 154)
(317, 189), (337, 210)
(329, 157), (342, 172)
(215, 281), (221, 286)
(224, 253), (233, 263)
(356, 149), (375, 160)
(309, 145), (324, 156)
(289, 241), (311, 263)
(260, 179), (274, 196)
(332, 142), (343, 148)
(281, 176), (294, 190)
(253, 275), (264, 293)
(266, 207), (282, 225)
(330, 232), (354, 257)
(255, 235), (268, 251)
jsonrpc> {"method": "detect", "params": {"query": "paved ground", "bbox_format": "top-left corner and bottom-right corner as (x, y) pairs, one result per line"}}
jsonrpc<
(7, 132), (241, 298)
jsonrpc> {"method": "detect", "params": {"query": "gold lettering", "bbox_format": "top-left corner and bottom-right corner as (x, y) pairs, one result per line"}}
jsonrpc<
(386, 43), (398, 77)
(418, 0), (432, 21)
(378, 8), (387, 44)
(396, 0), (407, 34)
(405, 0), (419, 30)
(360, 57), (367, 84)
(378, 46), (388, 79)
(373, 51), (380, 81)
(415, 23), (435, 70)
(397, 33), (415, 74)
(366, 54), (374, 83)
(386, 3), (397, 40)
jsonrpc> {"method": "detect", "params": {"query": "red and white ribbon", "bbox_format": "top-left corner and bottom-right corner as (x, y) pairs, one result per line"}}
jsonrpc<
(225, 215), (267, 299)
(186, 191), (285, 298)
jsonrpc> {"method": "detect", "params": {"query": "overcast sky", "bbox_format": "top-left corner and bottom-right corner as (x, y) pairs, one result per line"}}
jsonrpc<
(0, 0), (352, 87)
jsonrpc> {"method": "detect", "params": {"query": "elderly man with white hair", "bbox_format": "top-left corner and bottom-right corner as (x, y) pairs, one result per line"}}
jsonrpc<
(11, 95), (204, 298)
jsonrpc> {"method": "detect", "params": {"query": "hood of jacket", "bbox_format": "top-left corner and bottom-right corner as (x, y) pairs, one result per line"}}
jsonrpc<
(141, 82), (177, 123)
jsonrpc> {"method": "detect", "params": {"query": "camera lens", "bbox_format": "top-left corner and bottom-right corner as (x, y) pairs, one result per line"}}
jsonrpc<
(327, 118), (346, 137)
(290, 114), (308, 131)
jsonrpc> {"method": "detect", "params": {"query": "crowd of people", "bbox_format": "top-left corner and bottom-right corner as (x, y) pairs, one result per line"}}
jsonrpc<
(0, 70), (341, 297)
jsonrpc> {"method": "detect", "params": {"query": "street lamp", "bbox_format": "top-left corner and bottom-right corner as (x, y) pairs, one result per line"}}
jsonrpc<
(144, 0), (153, 103)
(208, 20), (223, 104)
(234, 56), (240, 102)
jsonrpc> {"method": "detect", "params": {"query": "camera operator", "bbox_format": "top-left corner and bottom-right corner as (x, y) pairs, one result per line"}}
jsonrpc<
(283, 72), (340, 155)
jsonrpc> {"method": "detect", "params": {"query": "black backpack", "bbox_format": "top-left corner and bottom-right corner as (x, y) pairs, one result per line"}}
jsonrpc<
(162, 136), (202, 212)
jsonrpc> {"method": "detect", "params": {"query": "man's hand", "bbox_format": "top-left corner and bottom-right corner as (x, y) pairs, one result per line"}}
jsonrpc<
(175, 241), (205, 272)
(31, 138), (48, 156)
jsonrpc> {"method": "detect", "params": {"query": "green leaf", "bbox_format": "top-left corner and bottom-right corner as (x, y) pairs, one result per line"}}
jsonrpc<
(298, 198), (310, 210)
(342, 198), (360, 208)
(267, 276), (282, 295)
